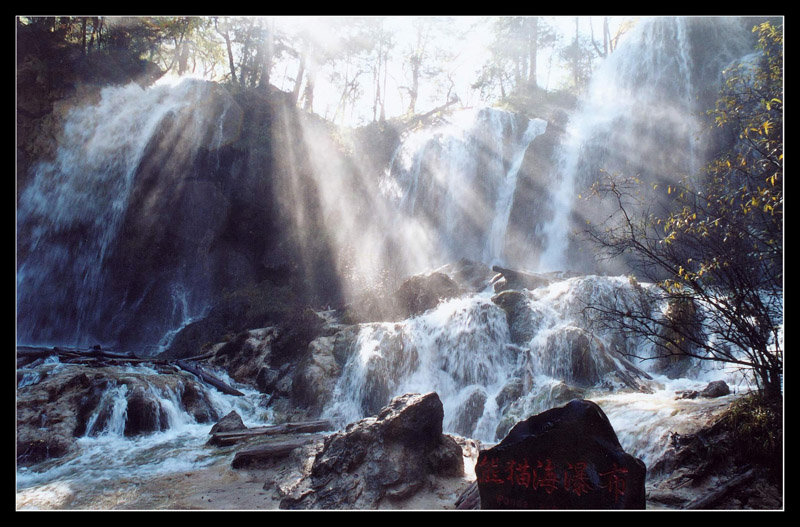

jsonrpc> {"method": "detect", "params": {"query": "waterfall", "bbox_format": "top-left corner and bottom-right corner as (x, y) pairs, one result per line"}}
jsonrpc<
(380, 108), (546, 275)
(16, 78), (233, 349)
(537, 17), (754, 272)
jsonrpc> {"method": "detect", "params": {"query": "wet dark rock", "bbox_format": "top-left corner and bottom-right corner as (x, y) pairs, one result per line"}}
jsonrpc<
(433, 258), (496, 292)
(290, 335), (343, 416)
(124, 386), (170, 437)
(162, 282), (300, 361)
(537, 326), (651, 391)
(701, 380), (730, 398)
(278, 392), (464, 509)
(209, 327), (276, 386)
(256, 364), (285, 394)
(677, 381), (731, 401)
(209, 410), (247, 435)
(477, 399), (646, 509)
(395, 272), (463, 319)
(180, 380), (220, 423)
(651, 297), (704, 379)
(491, 289), (542, 345)
(495, 379), (525, 414)
(451, 387), (487, 438)
(491, 266), (553, 293)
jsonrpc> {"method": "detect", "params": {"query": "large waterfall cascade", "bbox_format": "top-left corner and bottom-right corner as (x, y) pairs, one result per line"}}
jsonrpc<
(379, 108), (547, 275)
(16, 17), (770, 508)
(538, 17), (755, 271)
(17, 79), (237, 350)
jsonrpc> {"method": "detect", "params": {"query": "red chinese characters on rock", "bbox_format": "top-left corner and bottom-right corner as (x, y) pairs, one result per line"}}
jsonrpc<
(598, 463), (629, 504)
(564, 462), (592, 497)
(477, 456), (626, 500)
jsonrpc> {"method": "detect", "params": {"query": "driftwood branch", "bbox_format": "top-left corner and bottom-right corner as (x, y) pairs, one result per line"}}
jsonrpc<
(231, 433), (325, 468)
(17, 346), (244, 397)
(403, 98), (460, 130)
(175, 359), (244, 396)
(682, 468), (757, 510)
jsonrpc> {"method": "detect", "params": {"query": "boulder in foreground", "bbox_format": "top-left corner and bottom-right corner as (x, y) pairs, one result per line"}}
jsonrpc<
(279, 392), (463, 509)
(476, 399), (646, 509)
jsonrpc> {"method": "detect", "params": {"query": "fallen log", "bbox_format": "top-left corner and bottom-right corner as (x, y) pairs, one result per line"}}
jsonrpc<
(455, 481), (481, 510)
(175, 359), (244, 396)
(491, 265), (553, 292)
(399, 98), (461, 133)
(231, 433), (325, 468)
(17, 346), (137, 360)
(209, 419), (334, 446)
(178, 349), (217, 362)
(682, 468), (757, 510)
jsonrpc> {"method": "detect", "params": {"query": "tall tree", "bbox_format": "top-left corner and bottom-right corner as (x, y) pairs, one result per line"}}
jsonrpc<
(473, 16), (555, 101)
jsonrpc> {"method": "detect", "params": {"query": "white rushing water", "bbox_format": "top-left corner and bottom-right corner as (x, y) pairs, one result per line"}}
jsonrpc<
(16, 361), (272, 509)
(538, 17), (723, 271)
(16, 77), (232, 349)
(322, 274), (752, 465)
(380, 107), (547, 275)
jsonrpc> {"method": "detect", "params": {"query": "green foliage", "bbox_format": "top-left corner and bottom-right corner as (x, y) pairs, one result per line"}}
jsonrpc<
(723, 392), (782, 476)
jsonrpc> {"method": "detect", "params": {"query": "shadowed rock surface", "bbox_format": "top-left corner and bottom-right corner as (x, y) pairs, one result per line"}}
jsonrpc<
(278, 392), (464, 509)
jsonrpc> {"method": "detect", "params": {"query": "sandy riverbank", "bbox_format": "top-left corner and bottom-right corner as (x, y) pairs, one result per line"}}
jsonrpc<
(16, 446), (478, 511)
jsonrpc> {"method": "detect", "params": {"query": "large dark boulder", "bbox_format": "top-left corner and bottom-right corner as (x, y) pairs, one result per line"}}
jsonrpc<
(476, 399), (646, 509)
(278, 392), (464, 509)
(395, 272), (462, 318)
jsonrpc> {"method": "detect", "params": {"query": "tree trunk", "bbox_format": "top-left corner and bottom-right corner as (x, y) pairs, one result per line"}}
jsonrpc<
(222, 30), (237, 85)
(302, 68), (316, 112)
(209, 420), (334, 446)
(80, 18), (87, 54)
(231, 434), (325, 468)
(408, 57), (420, 114)
(527, 16), (539, 89)
(257, 20), (273, 90)
(175, 359), (244, 396)
(292, 55), (305, 105)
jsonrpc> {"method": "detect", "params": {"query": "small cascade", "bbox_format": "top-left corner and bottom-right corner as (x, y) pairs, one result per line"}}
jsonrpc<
(16, 361), (271, 491)
(324, 292), (519, 433)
